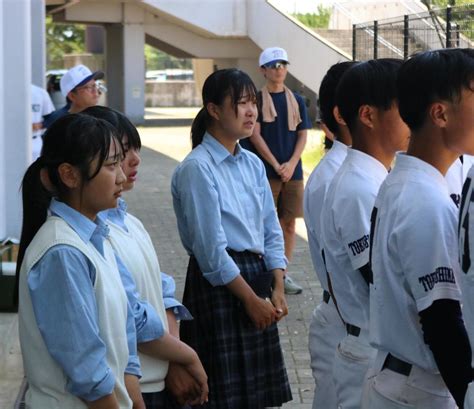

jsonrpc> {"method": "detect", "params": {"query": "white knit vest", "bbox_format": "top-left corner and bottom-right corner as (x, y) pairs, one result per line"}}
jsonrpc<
(18, 216), (132, 409)
(107, 213), (169, 393)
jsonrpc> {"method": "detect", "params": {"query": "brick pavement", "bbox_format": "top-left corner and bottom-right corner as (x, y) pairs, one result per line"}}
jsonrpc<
(127, 119), (325, 408)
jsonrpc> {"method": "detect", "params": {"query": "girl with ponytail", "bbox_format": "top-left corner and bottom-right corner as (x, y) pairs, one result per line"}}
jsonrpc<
(172, 68), (292, 408)
(18, 114), (139, 409)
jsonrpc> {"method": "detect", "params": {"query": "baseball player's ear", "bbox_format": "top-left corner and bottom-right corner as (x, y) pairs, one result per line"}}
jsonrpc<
(333, 106), (347, 126)
(429, 102), (448, 129)
(207, 102), (220, 121)
(358, 105), (374, 129)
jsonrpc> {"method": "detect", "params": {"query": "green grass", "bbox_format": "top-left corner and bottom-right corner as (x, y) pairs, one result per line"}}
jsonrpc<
(302, 130), (326, 175)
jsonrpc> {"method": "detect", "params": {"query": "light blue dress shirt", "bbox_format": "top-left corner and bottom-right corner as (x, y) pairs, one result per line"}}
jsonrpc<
(171, 132), (287, 286)
(28, 199), (143, 401)
(104, 199), (192, 321)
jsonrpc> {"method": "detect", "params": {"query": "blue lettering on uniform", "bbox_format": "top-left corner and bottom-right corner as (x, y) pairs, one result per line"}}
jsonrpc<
(418, 267), (456, 292)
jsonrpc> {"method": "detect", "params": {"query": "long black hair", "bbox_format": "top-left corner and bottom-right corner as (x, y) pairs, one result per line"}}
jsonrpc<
(17, 113), (121, 275)
(191, 68), (258, 149)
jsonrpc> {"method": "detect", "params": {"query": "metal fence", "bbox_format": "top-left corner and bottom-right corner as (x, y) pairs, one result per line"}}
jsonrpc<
(353, 3), (473, 60)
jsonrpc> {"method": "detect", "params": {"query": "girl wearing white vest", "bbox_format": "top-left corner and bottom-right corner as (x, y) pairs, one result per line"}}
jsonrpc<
(17, 114), (208, 409)
(82, 105), (207, 408)
(17, 114), (140, 409)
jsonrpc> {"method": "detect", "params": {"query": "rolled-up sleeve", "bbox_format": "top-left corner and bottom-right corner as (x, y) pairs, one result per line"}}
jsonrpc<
(115, 255), (165, 343)
(29, 245), (115, 401)
(261, 176), (288, 271)
(172, 160), (240, 286)
(161, 272), (193, 320)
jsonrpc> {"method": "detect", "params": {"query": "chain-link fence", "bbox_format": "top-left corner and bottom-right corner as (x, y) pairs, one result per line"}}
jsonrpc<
(353, 3), (473, 60)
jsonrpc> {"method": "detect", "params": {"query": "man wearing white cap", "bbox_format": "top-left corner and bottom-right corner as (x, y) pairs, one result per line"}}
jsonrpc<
(44, 64), (104, 127)
(241, 46), (311, 295)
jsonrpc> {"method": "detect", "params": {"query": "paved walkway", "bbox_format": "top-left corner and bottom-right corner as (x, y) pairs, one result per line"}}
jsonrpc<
(0, 108), (324, 408)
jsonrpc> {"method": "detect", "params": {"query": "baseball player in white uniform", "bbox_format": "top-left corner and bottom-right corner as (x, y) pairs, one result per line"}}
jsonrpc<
(320, 58), (409, 409)
(446, 155), (474, 207)
(364, 48), (474, 409)
(304, 61), (355, 409)
(31, 83), (54, 161)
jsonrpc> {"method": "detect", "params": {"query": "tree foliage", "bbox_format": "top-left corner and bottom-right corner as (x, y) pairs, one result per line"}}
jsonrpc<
(293, 6), (331, 29)
(144, 45), (192, 70)
(46, 16), (86, 69)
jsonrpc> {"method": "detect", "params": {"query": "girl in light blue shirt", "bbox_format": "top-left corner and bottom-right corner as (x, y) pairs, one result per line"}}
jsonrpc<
(172, 68), (292, 409)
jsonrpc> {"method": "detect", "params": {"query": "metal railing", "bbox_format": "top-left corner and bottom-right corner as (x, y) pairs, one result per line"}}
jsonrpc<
(353, 3), (473, 60)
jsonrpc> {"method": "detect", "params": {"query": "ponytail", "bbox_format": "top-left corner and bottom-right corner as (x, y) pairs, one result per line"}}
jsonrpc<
(191, 107), (209, 149)
(15, 158), (53, 309)
(16, 159), (53, 274)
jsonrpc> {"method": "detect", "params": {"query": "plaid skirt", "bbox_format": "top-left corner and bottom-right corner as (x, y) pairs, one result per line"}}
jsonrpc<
(180, 251), (292, 409)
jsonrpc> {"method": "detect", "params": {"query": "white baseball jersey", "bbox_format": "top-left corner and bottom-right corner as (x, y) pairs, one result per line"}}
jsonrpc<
(458, 165), (474, 368)
(446, 155), (474, 207)
(371, 153), (461, 372)
(303, 140), (348, 291)
(320, 148), (387, 329)
(31, 84), (55, 161)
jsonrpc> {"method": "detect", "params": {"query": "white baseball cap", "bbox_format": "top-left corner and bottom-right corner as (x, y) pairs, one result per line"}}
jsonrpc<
(259, 47), (289, 67)
(60, 64), (104, 97)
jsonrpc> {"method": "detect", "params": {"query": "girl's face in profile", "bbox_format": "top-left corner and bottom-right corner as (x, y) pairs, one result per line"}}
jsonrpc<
(120, 135), (141, 192)
(80, 139), (126, 219)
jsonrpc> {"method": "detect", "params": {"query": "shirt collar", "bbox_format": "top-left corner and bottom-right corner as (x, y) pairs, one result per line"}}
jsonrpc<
(331, 140), (349, 156)
(346, 148), (388, 181)
(202, 132), (241, 165)
(394, 152), (448, 188)
(50, 198), (110, 244)
(102, 198), (128, 226)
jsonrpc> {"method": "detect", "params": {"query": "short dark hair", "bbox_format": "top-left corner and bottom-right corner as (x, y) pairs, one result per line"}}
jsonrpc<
(397, 48), (474, 132)
(336, 58), (403, 133)
(82, 105), (141, 151)
(319, 61), (357, 135)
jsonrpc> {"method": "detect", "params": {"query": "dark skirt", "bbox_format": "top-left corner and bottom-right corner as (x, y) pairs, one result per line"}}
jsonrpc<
(180, 251), (292, 409)
(142, 390), (191, 409)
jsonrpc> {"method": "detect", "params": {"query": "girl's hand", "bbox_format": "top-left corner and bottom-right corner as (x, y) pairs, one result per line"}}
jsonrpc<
(184, 351), (209, 405)
(244, 295), (278, 330)
(271, 287), (288, 321)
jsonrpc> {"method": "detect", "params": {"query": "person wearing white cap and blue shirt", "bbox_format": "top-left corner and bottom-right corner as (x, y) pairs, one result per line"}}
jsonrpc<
(44, 64), (104, 128)
(240, 46), (311, 295)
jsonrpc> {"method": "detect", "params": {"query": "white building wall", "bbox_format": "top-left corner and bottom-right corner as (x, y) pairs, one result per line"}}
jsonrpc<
(0, 0), (5, 239)
(31, 0), (46, 87)
(2, 0), (31, 238)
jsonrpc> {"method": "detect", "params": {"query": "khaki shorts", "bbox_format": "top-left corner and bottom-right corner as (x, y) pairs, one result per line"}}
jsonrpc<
(269, 179), (304, 220)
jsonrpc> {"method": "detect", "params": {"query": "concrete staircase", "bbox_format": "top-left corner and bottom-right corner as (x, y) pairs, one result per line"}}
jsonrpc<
(313, 29), (353, 57)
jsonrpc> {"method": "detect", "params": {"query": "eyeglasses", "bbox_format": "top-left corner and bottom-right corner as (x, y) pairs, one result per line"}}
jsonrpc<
(264, 61), (288, 70)
(75, 84), (100, 93)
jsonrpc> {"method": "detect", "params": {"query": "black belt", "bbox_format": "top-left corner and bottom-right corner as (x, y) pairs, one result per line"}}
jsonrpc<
(346, 323), (361, 337)
(382, 353), (412, 376)
(323, 290), (331, 303)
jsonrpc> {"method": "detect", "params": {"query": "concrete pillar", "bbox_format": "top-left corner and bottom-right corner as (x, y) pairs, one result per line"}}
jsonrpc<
(0, 0), (5, 239)
(105, 23), (125, 112)
(105, 4), (145, 124)
(31, 0), (46, 87)
(123, 4), (145, 124)
(3, 0), (31, 238)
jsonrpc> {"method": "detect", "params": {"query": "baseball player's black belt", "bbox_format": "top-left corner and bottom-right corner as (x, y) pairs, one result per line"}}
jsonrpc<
(323, 290), (331, 303)
(345, 323), (361, 337)
(382, 353), (412, 376)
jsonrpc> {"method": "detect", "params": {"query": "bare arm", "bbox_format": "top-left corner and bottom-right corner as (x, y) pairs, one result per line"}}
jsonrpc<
(249, 122), (281, 175)
(86, 393), (119, 409)
(280, 129), (308, 182)
(124, 374), (145, 409)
